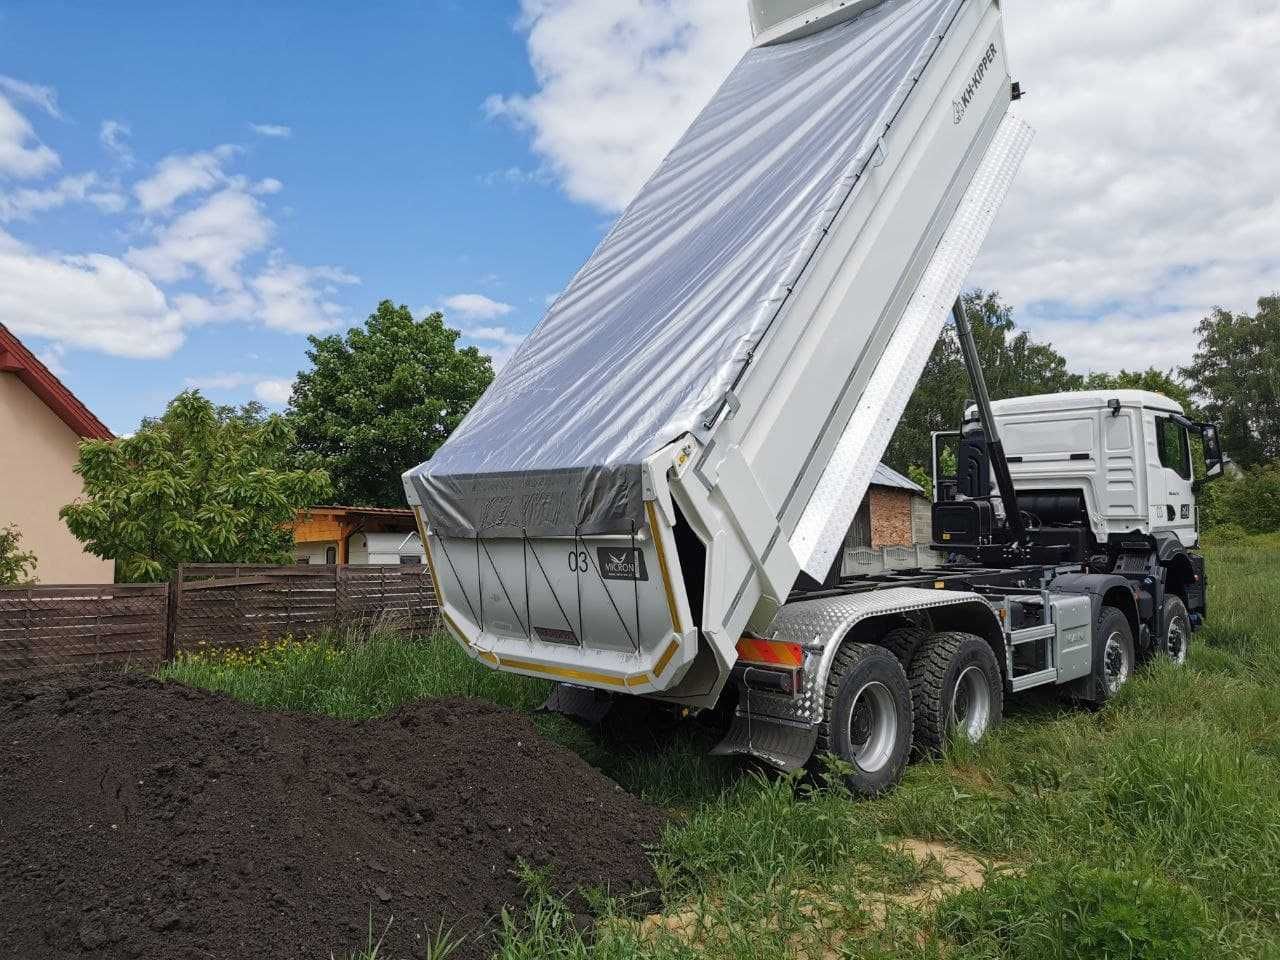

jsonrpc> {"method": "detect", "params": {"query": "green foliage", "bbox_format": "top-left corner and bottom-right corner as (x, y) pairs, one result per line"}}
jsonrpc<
(1200, 462), (1280, 533)
(287, 301), (494, 507)
(937, 863), (1228, 960)
(1182, 296), (1280, 468)
(61, 390), (331, 582)
(885, 290), (1083, 474)
(0, 524), (37, 585)
(1084, 367), (1196, 413)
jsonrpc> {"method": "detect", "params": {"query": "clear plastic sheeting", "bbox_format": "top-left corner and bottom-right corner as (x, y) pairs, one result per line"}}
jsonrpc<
(408, 0), (956, 539)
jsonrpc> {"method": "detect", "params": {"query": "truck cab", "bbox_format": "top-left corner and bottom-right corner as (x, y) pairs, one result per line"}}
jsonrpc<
(933, 391), (1224, 562)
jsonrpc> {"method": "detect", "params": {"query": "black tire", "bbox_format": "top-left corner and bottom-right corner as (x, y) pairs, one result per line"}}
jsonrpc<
(880, 624), (931, 668)
(908, 632), (1004, 755)
(814, 643), (913, 797)
(1092, 606), (1136, 703)
(1158, 595), (1191, 666)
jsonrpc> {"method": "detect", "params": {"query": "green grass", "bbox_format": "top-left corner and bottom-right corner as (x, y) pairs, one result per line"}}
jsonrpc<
(165, 534), (1280, 959)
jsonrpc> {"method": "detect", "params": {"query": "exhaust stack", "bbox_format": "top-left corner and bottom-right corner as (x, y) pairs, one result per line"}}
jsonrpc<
(750, 0), (895, 46)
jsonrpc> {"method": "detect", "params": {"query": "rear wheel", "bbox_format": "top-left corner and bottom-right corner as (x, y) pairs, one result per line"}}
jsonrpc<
(1093, 606), (1135, 702)
(908, 632), (1004, 755)
(880, 624), (931, 668)
(1159, 595), (1191, 666)
(814, 643), (913, 797)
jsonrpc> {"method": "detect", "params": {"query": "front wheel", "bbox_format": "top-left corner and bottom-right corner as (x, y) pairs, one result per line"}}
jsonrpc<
(1093, 606), (1136, 702)
(814, 643), (913, 797)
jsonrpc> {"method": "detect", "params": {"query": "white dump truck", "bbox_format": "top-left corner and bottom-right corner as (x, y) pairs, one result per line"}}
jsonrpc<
(404, 0), (1225, 795)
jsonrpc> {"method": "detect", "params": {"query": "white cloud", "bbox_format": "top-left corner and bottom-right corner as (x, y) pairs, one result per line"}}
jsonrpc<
(185, 372), (254, 391)
(0, 172), (126, 222)
(185, 372), (295, 407)
(249, 123), (292, 138)
(486, 0), (745, 211)
(462, 325), (527, 370)
(0, 231), (184, 358)
(127, 188), (273, 289)
(251, 177), (283, 195)
(99, 120), (134, 166)
(0, 95), (60, 180)
(251, 257), (360, 334)
(253, 378), (294, 406)
(492, 0), (1280, 374)
(132, 145), (238, 212)
(442, 292), (514, 321)
(0, 76), (61, 119)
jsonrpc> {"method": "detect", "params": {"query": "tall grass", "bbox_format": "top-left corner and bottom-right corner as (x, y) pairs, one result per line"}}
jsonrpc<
(157, 629), (551, 720)
(164, 535), (1280, 958)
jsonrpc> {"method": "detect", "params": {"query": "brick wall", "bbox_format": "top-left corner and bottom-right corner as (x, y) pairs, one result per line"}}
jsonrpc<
(869, 487), (917, 548)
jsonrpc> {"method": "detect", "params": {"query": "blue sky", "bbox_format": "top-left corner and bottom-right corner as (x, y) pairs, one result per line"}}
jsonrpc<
(1, 0), (1277, 435)
(0, 0), (603, 432)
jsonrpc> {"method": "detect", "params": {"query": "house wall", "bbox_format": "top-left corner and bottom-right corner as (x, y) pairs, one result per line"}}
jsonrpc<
(349, 532), (425, 565)
(295, 541), (339, 565)
(0, 372), (114, 583)
(869, 487), (917, 548)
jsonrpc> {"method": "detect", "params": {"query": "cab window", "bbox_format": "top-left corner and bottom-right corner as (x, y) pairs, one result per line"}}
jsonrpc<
(1156, 417), (1191, 481)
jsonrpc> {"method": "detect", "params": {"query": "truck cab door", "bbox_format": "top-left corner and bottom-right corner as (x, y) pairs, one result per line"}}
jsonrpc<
(1153, 415), (1197, 546)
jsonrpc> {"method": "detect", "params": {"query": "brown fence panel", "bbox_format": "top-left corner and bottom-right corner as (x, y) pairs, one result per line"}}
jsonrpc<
(173, 565), (339, 653)
(173, 564), (439, 653)
(337, 565), (439, 635)
(0, 584), (169, 679)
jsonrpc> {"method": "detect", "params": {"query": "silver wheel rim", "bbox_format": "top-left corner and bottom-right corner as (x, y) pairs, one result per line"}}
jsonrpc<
(1165, 615), (1189, 665)
(848, 681), (898, 774)
(951, 666), (992, 742)
(1104, 632), (1132, 696)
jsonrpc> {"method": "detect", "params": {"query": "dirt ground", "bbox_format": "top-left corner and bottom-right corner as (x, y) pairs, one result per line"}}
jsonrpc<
(0, 673), (664, 960)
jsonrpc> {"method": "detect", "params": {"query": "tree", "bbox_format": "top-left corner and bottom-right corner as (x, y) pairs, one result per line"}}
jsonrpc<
(1083, 368), (1196, 414)
(288, 301), (494, 506)
(0, 525), (37, 585)
(884, 290), (1083, 474)
(1182, 296), (1280, 468)
(61, 391), (331, 583)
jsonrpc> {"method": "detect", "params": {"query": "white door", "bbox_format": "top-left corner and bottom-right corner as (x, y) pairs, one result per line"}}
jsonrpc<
(1153, 414), (1197, 546)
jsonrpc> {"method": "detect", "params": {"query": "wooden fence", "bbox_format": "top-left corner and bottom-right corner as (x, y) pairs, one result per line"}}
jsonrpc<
(0, 564), (439, 678)
(0, 584), (170, 678)
(173, 564), (438, 653)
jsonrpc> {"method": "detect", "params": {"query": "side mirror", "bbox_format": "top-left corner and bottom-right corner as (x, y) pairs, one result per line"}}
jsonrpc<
(1199, 423), (1225, 480)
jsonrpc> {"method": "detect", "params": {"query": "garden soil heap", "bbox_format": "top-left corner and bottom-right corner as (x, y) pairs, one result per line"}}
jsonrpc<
(0, 673), (664, 959)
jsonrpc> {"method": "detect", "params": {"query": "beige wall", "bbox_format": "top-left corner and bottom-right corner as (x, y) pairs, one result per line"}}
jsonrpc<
(0, 373), (114, 583)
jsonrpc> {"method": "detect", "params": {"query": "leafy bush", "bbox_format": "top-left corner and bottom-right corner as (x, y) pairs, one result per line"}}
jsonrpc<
(1201, 463), (1280, 533)
(0, 524), (37, 585)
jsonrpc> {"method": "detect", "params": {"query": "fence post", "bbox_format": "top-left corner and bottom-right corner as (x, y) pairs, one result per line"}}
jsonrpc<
(335, 564), (345, 630)
(164, 570), (180, 661)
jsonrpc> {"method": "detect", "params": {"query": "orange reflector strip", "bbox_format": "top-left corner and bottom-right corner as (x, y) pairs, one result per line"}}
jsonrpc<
(736, 638), (805, 668)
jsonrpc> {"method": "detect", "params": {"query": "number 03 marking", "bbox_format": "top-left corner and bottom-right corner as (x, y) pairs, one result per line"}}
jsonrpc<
(567, 550), (590, 573)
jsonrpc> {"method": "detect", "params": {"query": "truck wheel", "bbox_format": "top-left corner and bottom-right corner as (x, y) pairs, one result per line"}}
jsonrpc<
(1093, 606), (1135, 702)
(908, 632), (1004, 755)
(1159, 595), (1191, 666)
(880, 624), (931, 668)
(815, 643), (912, 797)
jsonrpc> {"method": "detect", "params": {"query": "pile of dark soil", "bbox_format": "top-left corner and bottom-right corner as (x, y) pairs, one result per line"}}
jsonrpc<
(0, 673), (664, 959)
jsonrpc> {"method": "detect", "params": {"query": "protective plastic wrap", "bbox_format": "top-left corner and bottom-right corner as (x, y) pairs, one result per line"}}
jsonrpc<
(408, 0), (955, 538)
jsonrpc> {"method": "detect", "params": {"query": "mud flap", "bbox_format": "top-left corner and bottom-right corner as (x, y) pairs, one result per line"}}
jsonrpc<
(539, 683), (616, 725)
(711, 713), (818, 773)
